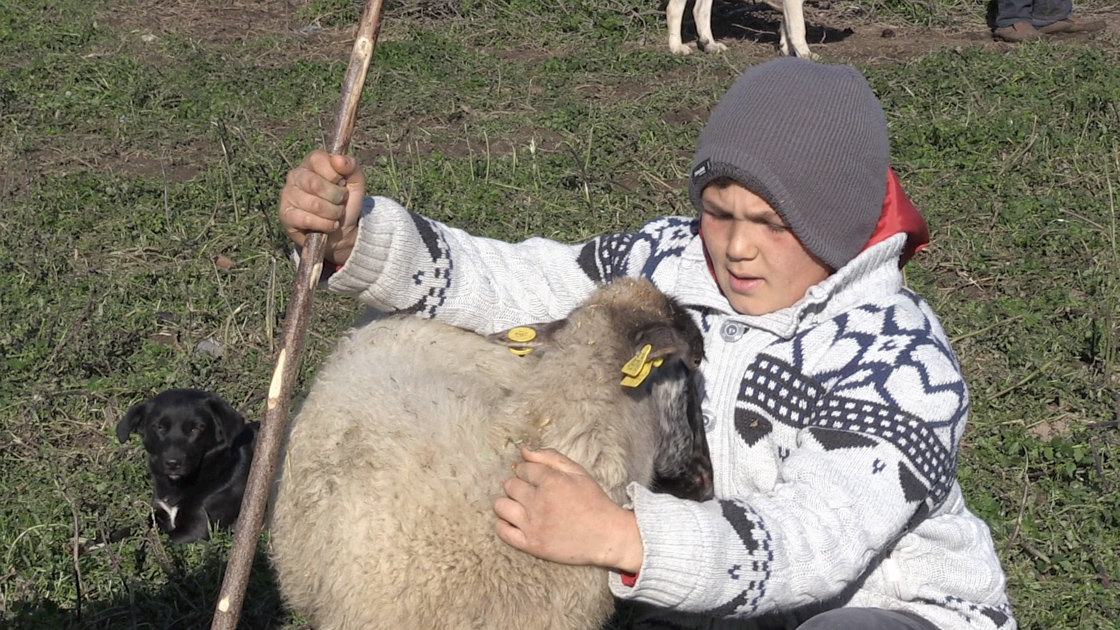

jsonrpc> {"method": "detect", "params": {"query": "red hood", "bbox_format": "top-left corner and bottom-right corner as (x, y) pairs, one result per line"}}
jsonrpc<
(865, 167), (929, 267)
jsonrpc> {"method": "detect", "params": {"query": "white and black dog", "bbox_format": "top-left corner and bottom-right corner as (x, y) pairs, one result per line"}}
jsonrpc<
(666, 0), (813, 57)
(117, 389), (258, 544)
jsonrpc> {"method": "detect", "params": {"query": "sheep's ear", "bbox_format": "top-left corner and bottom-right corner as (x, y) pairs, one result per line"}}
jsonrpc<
(486, 319), (568, 351)
(117, 400), (151, 443)
(633, 324), (690, 364)
(206, 393), (245, 447)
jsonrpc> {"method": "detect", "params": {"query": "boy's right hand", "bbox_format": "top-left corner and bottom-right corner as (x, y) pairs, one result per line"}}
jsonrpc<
(278, 150), (367, 266)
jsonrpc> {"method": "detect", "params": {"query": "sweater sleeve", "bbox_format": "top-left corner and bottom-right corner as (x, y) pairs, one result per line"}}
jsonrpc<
(611, 293), (969, 618)
(324, 196), (604, 332)
(323, 196), (696, 333)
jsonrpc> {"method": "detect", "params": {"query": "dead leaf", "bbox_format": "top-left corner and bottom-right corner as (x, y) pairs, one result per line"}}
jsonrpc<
(215, 254), (234, 271)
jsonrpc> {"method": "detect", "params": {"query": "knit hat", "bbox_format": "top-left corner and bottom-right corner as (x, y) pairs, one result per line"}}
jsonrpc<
(689, 57), (889, 270)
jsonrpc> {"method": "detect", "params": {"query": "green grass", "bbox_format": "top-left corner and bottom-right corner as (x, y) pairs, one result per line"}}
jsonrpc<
(1, 0), (1118, 627)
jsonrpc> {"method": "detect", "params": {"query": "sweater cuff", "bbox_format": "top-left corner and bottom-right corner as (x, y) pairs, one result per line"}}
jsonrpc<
(326, 196), (416, 310)
(608, 484), (710, 606)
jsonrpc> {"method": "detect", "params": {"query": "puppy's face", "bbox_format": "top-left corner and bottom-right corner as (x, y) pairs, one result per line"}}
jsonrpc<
(117, 389), (244, 481)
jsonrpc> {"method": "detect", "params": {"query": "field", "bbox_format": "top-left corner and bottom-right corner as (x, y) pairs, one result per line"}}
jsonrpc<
(1, 0), (1118, 627)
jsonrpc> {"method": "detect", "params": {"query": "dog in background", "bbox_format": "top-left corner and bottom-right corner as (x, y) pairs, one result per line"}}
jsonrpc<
(117, 388), (258, 544)
(667, 0), (813, 57)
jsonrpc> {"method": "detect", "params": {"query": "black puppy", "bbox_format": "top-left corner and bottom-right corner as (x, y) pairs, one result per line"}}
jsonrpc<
(117, 388), (259, 544)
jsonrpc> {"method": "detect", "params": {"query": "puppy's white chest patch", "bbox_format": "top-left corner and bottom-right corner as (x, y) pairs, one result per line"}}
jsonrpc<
(156, 499), (179, 529)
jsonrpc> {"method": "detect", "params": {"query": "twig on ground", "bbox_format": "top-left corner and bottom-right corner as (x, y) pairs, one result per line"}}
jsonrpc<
(267, 256), (277, 352)
(949, 313), (1025, 344)
(1017, 540), (1051, 565)
(60, 483), (84, 624)
(97, 515), (137, 630)
(1002, 453), (1031, 556)
(1088, 438), (1112, 492)
(989, 358), (1057, 400)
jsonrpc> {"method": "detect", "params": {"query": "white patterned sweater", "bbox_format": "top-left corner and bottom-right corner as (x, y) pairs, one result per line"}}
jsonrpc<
(324, 196), (1016, 630)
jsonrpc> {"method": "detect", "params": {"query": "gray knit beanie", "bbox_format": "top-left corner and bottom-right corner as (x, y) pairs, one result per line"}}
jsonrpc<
(689, 57), (889, 270)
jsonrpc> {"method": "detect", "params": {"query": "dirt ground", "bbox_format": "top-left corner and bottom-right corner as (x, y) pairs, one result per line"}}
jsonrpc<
(100, 0), (1118, 63)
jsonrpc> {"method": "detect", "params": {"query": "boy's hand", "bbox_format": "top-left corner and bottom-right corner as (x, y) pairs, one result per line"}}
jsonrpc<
(278, 150), (367, 265)
(494, 446), (643, 574)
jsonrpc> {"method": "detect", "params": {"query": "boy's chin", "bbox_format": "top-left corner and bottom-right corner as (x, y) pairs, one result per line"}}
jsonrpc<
(726, 296), (770, 316)
(725, 291), (798, 316)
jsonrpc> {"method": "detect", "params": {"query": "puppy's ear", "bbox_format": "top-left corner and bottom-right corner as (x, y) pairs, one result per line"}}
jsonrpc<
(117, 400), (151, 443)
(206, 393), (245, 447)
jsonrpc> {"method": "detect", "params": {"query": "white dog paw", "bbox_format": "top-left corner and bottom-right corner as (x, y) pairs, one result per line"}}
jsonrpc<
(670, 43), (693, 55)
(699, 40), (728, 53)
(782, 44), (818, 59)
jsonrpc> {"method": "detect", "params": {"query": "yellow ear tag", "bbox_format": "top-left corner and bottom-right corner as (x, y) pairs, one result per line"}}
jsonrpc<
(507, 327), (537, 343)
(621, 344), (653, 377)
(507, 327), (536, 356)
(620, 345), (664, 387)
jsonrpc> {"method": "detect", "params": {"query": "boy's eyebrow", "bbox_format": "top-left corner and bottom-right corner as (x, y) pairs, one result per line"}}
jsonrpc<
(706, 202), (786, 225)
(751, 208), (785, 223)
(703, 188), (784, 223)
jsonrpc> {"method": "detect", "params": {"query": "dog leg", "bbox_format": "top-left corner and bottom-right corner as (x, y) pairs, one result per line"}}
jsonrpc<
(163, 505), (213, 544)
(692, 0), (727, 53)
(780, 0), (817, 58)
(666, 0), (692, 54)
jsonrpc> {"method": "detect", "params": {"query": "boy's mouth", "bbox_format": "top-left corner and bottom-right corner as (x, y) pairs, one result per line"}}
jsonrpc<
(727, 271), (763, 292)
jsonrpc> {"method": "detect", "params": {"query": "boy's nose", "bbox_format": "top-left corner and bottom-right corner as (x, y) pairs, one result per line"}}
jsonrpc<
(726, 223), (759, 260)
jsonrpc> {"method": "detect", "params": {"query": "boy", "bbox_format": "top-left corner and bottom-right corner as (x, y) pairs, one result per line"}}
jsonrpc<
(278, 58), (1015, 629)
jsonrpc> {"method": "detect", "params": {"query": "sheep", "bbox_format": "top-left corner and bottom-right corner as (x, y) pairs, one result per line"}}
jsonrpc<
(268, 277), (712, 630)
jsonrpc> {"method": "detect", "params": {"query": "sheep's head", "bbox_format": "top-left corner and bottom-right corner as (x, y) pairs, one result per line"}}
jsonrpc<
(489, 278), (713, 502)
(619, 284), (712, 503)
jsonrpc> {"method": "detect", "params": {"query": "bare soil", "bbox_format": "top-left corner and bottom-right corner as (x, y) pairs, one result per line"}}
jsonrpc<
(99, 0), (1119, 63)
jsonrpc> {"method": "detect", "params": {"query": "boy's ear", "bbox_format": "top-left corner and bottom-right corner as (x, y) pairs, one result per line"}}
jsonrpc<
(206, 394), (244, 447)
(486, 319), (569, 351)
(116, 400), (151, 443)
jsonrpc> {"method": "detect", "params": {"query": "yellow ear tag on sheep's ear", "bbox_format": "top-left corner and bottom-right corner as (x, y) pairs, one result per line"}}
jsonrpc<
(620, 344), (664, 387)
(508, 327), (537, 343)
(507, 327), (536, 356)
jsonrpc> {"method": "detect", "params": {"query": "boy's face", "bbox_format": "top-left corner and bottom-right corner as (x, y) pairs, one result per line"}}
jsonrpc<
(700, 182), (831, 316)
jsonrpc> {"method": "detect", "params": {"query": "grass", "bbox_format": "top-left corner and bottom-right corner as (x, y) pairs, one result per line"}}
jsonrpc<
(1, 0), (1118, 627)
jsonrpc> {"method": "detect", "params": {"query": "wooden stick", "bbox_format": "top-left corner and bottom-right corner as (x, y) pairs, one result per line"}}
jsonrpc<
(209, 1), (385, 627)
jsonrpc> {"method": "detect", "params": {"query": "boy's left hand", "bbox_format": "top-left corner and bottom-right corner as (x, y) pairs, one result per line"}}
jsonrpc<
(494, 446), (643, 574)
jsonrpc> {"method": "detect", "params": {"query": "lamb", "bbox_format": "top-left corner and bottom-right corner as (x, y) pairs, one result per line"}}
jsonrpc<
(268, 277), (712, 630)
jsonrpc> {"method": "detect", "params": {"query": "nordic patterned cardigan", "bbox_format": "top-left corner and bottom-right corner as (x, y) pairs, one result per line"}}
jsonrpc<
(322, 196), (1016, 630)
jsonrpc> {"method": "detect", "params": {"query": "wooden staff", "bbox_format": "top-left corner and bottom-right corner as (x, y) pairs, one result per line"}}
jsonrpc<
(209, 1), (385, 627)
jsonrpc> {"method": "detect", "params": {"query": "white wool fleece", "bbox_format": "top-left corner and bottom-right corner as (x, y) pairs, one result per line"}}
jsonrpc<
(320, 195), (1015, 630)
